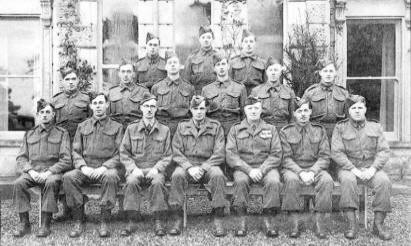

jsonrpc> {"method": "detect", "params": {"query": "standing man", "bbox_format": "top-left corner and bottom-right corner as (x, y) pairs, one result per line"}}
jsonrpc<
(108, 60), (149, 127)
(135, 32), (167, 90)
(226, 96), (282, 237)
(332, 95), (392, 241)
(151, 53), (195, 136)
(120, 93), (172, 237)
(63, 92), (124, 238)
(279, 99), (333, 239)
(183, 25), (218, 94)
(202, 53), (247, 136)
(52, 67), (90, 142)
(229, 30), (267, 95)
(169, 96), (227, 237)
(13, 99), (72, 238)
(251, 59), (295, 130)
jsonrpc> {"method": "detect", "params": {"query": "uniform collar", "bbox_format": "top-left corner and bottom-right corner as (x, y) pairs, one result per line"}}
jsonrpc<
(38, 123), (53, 133)
(217, 78), (230, 87)
(240, 52), (257, 60)
(239, 119), (263, 135)
(320, 83), (334, 92)
(64, 89), (79, 98)
(120, 82), (135, 91)
(166, 76), (181, 86)
(200, 47), (213, 55)
(267, 81), (281, 92)
(91, 115), (108, 127)
(148, 54), (160, 64)
(137, 119), (159, 133)
(295, 122), (312, 134)
(349, 119), (366, 129)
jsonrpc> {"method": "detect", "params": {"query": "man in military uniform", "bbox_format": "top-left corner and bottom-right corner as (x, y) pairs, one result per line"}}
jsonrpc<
(63, 92), (124, 238)
(169, 95), (227, 237)
(279, 99), (333, 239)
(331, 95), (392, 240)
(135, 33), (167, 90)
(120, 93), (172, 237)
(201, 53), (247, 136)
(229, 30), (267, 95)
(52, 67), (90, 142)
(183, 25), (218, 94)
(108, 60), (149, 127)
(301, 59), (350, 139)
(151, 53), (195, 136)
(226, 96), (282, 237)
(251, 59), (295, 130)
(13, 99), (72, 238)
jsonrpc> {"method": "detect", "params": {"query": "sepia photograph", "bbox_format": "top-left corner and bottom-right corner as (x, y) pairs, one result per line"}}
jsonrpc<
(0, 0), (410, 245)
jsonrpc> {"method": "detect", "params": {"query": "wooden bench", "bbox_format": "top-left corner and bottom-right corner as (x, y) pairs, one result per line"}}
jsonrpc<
(30, 181), (368, 229)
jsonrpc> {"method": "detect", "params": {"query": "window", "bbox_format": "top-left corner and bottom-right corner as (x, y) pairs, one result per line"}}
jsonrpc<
(346, 19), (401, 139)
(0, 17), (41, 131)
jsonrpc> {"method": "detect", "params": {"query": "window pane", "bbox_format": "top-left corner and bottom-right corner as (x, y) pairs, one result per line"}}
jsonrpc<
(102, 0), (139, 64)
(102, 68), (119, 91)
(347, 20), (396, 77)
(346, 79), (396, 132)
(0, 77), (38, 131)
(0, 18), (40, 75)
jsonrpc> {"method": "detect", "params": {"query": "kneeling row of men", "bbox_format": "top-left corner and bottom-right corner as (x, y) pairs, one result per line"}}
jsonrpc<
(13, 92), (392, 241)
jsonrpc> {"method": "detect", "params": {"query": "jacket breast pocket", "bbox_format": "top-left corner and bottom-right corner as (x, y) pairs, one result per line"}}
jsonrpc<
(73, 101), (89, 118)
(131, 135), (145, 154)
(54, 103), (66, 122)
(251, 62), (265, 81)
(177, 90), (191, 107)
(101, 130), (117, 153)
(287, 135), (301, 155)
(342, 134), (358, 154)
(333, 93), (346, 118)
(109, 97), (122, 114)
(156, 88), (171, 107)
(311, 94), (327, 118)
(309, 135), (321, 155)
(237, 133), (252, 154)
(224, 91), (241, 109)
(255, 135), (271, 154)
(27, 136), (41, 159)
(364, 133), (378, 152)
(153, 136), (166, 154)
(191, 58), (204, 74)
(47, 137), (62, 158)
(231, 62), (246, 81)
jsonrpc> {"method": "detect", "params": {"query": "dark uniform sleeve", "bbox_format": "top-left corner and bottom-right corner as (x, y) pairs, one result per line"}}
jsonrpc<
(239, 86), (247, 118)
(331, 124), (355, 170)
(72, 125), (87, 169)
(259, 126), (282, 175)
(279, 129), (303, 174)
(48, 129), (72, 174)
(16, 132), (32, 174)
(119, 126), (137, 176)
(153, 128), (172, 173)
(372, 125), (390, 170)
(288, 89), (296, 123)
(201, 124), (225, 172)
(102, 126), (123, 169)
(172, 123), (193, 170)
(225, 126), (253, 174)
(309, 127), (330, 175)
(183, 55), (193, 83)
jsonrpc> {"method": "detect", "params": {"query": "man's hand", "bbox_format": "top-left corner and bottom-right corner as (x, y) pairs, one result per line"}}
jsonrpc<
(146, 168), (158, 181)
(38, 170), (52, 183)
(351, 168), (365, 181)
(81, 166), (95, 178)
(299, 171), (315, 185)
(249, 168), (263, 183)
(92, 166), (108, 179)
(28, 170), (42, 183)
(362, 167), (377, 181)
(188, 166), (204, 182)
(131, 168), (144, 178)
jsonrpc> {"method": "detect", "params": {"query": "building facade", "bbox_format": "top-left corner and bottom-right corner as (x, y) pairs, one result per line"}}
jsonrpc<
(0, 0), (410, 181)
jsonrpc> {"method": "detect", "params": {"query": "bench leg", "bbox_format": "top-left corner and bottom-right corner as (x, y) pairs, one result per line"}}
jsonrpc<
(38, 192), (42, 227)
(359, 186), (368, 229)
(183, 194), (187, 229)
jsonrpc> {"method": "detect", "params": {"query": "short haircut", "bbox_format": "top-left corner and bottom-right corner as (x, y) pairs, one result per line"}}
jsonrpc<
(190, 95), (209, 108)
(89, 92), (108, 102)
(293, 98), (312, 111)
(60, 67), (77, 79)
(118, 59), (135, 72)
(317, 58), (336, 70)
(37, 99), (54, 112)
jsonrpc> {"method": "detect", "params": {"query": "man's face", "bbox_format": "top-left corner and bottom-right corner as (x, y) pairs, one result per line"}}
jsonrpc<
(37, 105), (55, 124)
(141, 99), (157, 120)
(118, 64), (135, 85)
(349, 102), (367, 121)
(190, 101), (207, 122)
(146, 38), (160, 57)
(214, 59), (229, 77)
(244, 102), (262, 121)
(293, 103), (312, 125)
(241, 36), (256, 54)
(62, 72), (79, 92)
(266, 64), (283, 82)
(199, 33), (213, 50)
(319, 64), (336, 86)
(90, 95), (109, 117)
(165, 57), (180, 75)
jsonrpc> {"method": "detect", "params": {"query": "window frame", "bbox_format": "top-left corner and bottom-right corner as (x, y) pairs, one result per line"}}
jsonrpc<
(345, 17), (402, 141)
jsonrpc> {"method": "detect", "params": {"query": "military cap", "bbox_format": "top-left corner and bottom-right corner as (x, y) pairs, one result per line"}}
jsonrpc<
(317, 57), (337, 69)
(146, 32), (159, 44)
(292, 97), (312, 111)
(346, 94), (366, 109)
(212, 51), (228, 66)
(164, 50), (178, 62)
(140, 92), (157, 104)
(60, 66), (77, 79)
(37, 98), (54, 112)
(190, 95), (209, 108)
(244, 95), (261, 107)
(266, 57), (282, 67)
(89, 92), (108, 102)
(199, 25), (214, 38)
(241, 29), (256, 41)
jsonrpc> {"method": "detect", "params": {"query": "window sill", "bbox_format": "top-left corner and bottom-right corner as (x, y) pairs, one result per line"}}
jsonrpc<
(0, 131), (25, 147)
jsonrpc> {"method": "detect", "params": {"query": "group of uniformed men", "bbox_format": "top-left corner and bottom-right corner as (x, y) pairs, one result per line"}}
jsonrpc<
(13, 26), (392, 241)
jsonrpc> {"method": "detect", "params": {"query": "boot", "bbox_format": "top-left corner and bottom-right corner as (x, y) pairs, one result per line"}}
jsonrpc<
(98, 209), (111, 238)
(13, 212), (31, 237)
(53, 197), (72, 222)
(234, 207), (247, 237)
(263, 209), (279, 238)
(213, 208), (226, 237)
(120, 211), (139, 237)
(372, 212), (392, 241)
(168, 209), (183, 236)
(154, 211), (166, 237)
(69, 206), (85, 238)
(36, 212), (52, 237)
(289, 212), (300, 238)
(344, 210), (358, 240)
(314, 212), (327, 239)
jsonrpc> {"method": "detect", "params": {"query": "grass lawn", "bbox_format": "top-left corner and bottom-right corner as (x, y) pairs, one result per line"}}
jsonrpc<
(1, 194), (410, 246)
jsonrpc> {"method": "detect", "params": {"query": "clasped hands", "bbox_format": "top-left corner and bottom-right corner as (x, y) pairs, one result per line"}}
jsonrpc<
(188, 166), (205, 182)
(299, 170), (315, 185)
(81, 166), (108, 179)
(130, 167), (159, 181)
(28, 170), (52, 183)
(351, 167), (376, 181)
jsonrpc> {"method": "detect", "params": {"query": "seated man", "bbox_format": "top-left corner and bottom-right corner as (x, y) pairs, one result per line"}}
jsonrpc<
(63, 92), (124, 238)
(120, 92), (172, 237)
(169, 95), (227, 237)
(226, 96), (282, 237)
(279, 99), (333, 239)
(332, 95), (392, 240)
(13, 99), (72, 238)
